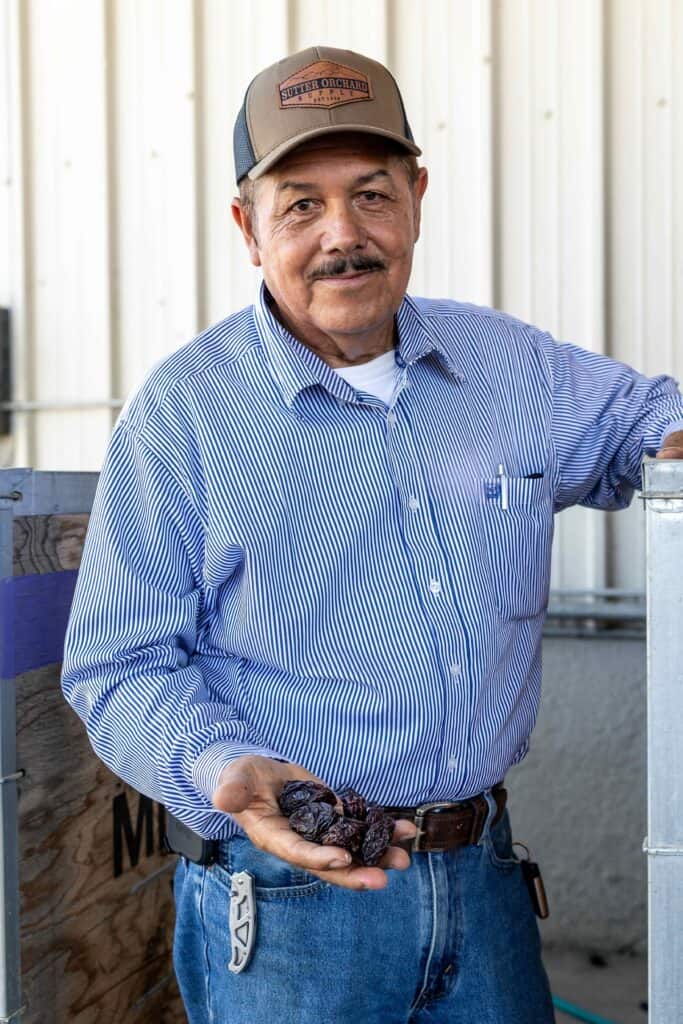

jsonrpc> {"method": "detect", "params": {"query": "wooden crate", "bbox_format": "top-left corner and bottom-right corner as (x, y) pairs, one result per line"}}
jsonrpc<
(12, 512), (186, 1022)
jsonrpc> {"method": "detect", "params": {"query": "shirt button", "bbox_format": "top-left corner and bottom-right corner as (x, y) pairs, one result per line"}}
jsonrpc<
(395, 355), (405, 368)
(447, 756), (458, 771)
(387, 411), (396, 426)
(408, 496), (420, 511)
(429, 579), (441, 595)
(450, 663), (461, 677)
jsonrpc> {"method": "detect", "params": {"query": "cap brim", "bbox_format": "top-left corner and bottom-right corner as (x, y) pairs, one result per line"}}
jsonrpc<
(246, 124), (422, 180)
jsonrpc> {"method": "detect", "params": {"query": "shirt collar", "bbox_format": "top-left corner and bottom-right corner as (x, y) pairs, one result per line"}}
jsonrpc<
(253, 281), (460, 409)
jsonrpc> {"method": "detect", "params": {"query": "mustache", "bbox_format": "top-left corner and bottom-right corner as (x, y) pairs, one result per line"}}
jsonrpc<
(308, 255), (387, 281)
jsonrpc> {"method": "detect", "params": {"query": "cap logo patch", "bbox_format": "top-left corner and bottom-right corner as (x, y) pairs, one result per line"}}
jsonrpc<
(279, 60), (373, 109)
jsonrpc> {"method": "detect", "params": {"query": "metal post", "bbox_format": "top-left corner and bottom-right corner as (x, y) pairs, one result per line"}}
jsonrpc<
(0, 476), (24, 1022)
(642, 457), (683, 1022)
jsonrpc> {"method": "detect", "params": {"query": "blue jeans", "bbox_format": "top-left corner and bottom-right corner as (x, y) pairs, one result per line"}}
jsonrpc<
(173, 797), (555, 1023)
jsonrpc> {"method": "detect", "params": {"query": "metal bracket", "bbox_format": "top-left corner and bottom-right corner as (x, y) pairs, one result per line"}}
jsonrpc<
(0, 770), (23, 786)
(643, 838), (683, 856)
(640, 496), (683, 514)
(0, 1003), (27, 1021)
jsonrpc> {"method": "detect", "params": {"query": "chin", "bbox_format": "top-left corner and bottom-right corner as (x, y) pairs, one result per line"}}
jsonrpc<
(313, 299), (395, 332)
(317, 313), (388, 336)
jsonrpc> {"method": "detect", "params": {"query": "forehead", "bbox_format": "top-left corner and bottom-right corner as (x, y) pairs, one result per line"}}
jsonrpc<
(264, 133), (405, 184)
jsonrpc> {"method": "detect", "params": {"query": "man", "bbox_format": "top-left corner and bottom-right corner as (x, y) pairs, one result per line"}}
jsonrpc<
(62, 46), (683, 1023)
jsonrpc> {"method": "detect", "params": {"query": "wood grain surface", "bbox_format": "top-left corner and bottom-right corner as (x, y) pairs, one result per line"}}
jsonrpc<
(13, 515), (90, 576)
(15, 664), (187, 1022)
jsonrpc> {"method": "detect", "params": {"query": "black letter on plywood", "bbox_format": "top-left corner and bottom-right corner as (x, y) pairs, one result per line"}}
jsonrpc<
(158, 801), (167, 851)
(113, 791), (155, 877)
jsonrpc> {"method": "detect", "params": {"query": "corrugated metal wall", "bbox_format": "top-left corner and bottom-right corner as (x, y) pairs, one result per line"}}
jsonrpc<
(2, 0), (681, 592)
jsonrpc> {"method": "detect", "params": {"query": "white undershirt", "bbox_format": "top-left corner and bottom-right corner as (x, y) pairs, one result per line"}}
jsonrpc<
(333, 349), (401, 407)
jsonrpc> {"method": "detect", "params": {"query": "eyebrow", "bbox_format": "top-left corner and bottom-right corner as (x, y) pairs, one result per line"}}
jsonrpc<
(275, 169), (393, 194)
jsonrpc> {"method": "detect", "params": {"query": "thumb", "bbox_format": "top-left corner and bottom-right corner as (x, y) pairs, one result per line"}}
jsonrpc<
(212, 759), (259, 814)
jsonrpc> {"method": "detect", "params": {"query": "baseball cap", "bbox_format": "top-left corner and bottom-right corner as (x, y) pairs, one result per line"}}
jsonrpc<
(233, 45), (421, 183)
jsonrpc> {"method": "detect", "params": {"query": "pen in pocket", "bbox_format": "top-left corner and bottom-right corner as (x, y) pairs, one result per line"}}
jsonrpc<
(497, 464), (509, 510)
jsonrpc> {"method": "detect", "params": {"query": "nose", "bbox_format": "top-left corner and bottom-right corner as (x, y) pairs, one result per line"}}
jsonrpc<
(319, 200), (367, 254)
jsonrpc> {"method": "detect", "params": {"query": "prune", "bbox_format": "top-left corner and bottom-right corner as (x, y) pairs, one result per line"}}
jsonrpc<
(280, 779), (398, 866)
(278, 780), (337, 817)
(360, 816), (395, 866)
(288, 801), (338, 841)
(337, 787), (368, 821)
(321, 817), (366, 854)
(364, 805), (389, 826)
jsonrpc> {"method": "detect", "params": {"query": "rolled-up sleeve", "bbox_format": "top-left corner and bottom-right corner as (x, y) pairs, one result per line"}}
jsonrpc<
(533, 332), (683, 513)
(61, 421), (280, 838)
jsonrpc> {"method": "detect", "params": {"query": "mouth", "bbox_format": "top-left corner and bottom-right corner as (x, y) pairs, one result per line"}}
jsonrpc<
(314, 269), (379, 285)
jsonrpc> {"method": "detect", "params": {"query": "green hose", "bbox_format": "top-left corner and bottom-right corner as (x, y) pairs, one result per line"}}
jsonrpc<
(552, 994), (620, 1024)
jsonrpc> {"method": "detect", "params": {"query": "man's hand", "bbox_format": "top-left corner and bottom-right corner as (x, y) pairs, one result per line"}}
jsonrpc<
(656, 429), (683, 459)
(211, 755), (416, 891)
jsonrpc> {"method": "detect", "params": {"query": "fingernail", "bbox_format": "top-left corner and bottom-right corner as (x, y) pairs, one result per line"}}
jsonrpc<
(328, 857), (349, 869)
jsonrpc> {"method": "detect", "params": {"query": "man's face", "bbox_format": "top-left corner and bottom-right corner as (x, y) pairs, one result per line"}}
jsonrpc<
(232, 135), (428, 358)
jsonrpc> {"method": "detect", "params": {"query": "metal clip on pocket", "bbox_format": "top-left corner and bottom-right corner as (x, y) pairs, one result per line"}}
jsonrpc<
(513, 842), (549, 919)
(228, 870), (257, 973)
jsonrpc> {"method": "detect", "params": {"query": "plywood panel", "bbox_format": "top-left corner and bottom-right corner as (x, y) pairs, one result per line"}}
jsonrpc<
(16, 664), (185, 1023)
(10, 517), (184, 1019)
(13, 514), (89, 575)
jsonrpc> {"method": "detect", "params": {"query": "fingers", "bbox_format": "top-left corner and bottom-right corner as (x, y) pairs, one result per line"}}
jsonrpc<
(233, 810), (417, 891)
(211, 757), (420, 891)
(656, 447), (683, 459)
(307, 838), (414, 890)
(243, 816), (382, 889)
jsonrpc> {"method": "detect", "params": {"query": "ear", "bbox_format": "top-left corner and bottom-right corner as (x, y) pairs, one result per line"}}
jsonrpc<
(411, 167), (429, 242)
(231, 198), (261, 267)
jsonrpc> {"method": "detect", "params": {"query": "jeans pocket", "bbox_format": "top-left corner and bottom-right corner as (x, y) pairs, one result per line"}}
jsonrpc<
(481, 475), (554, 620)
(209, 836), (330, 901)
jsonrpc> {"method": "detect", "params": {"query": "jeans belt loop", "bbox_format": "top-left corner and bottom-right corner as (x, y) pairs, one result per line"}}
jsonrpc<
(468, 794), (488, 845)
(412, 801), (461, 852)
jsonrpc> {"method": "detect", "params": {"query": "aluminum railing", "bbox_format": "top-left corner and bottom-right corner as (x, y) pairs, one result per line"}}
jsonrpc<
(642, 457), (683, 1023)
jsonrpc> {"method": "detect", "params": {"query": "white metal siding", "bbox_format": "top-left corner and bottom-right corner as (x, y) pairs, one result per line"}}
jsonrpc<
(2, 0), (681, 591)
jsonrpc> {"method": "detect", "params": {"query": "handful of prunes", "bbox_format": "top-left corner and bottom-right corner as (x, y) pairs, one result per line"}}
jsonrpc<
(277, 780), (397, 866)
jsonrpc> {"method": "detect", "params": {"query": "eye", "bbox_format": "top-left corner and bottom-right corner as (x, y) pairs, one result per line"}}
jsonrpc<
(359, 191), (384, 202)
(290, 198), (317, 214)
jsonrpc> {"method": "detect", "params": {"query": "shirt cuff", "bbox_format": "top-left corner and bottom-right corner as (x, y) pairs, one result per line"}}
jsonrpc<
(660, 419), (683, 446)
(192, 741), (285, 802)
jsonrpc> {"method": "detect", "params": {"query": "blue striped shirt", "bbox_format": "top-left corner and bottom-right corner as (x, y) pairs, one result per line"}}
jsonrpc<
(61, 284), (683, 839)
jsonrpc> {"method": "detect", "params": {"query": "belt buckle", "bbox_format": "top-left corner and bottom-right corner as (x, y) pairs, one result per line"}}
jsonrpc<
(413, 801), (460, 852)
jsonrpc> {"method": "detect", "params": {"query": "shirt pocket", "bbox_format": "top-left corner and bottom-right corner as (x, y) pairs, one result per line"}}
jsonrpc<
(480, 474), (554, 620)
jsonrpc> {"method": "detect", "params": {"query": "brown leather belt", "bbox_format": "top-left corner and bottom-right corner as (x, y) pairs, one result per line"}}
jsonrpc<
(387, 783), (507, 853)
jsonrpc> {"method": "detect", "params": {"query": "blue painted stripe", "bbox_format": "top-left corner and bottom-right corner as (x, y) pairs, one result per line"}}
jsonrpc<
(552, 994), (619, 1024)
(0, 571), (78, 676)
(59, 282), (683, 838)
